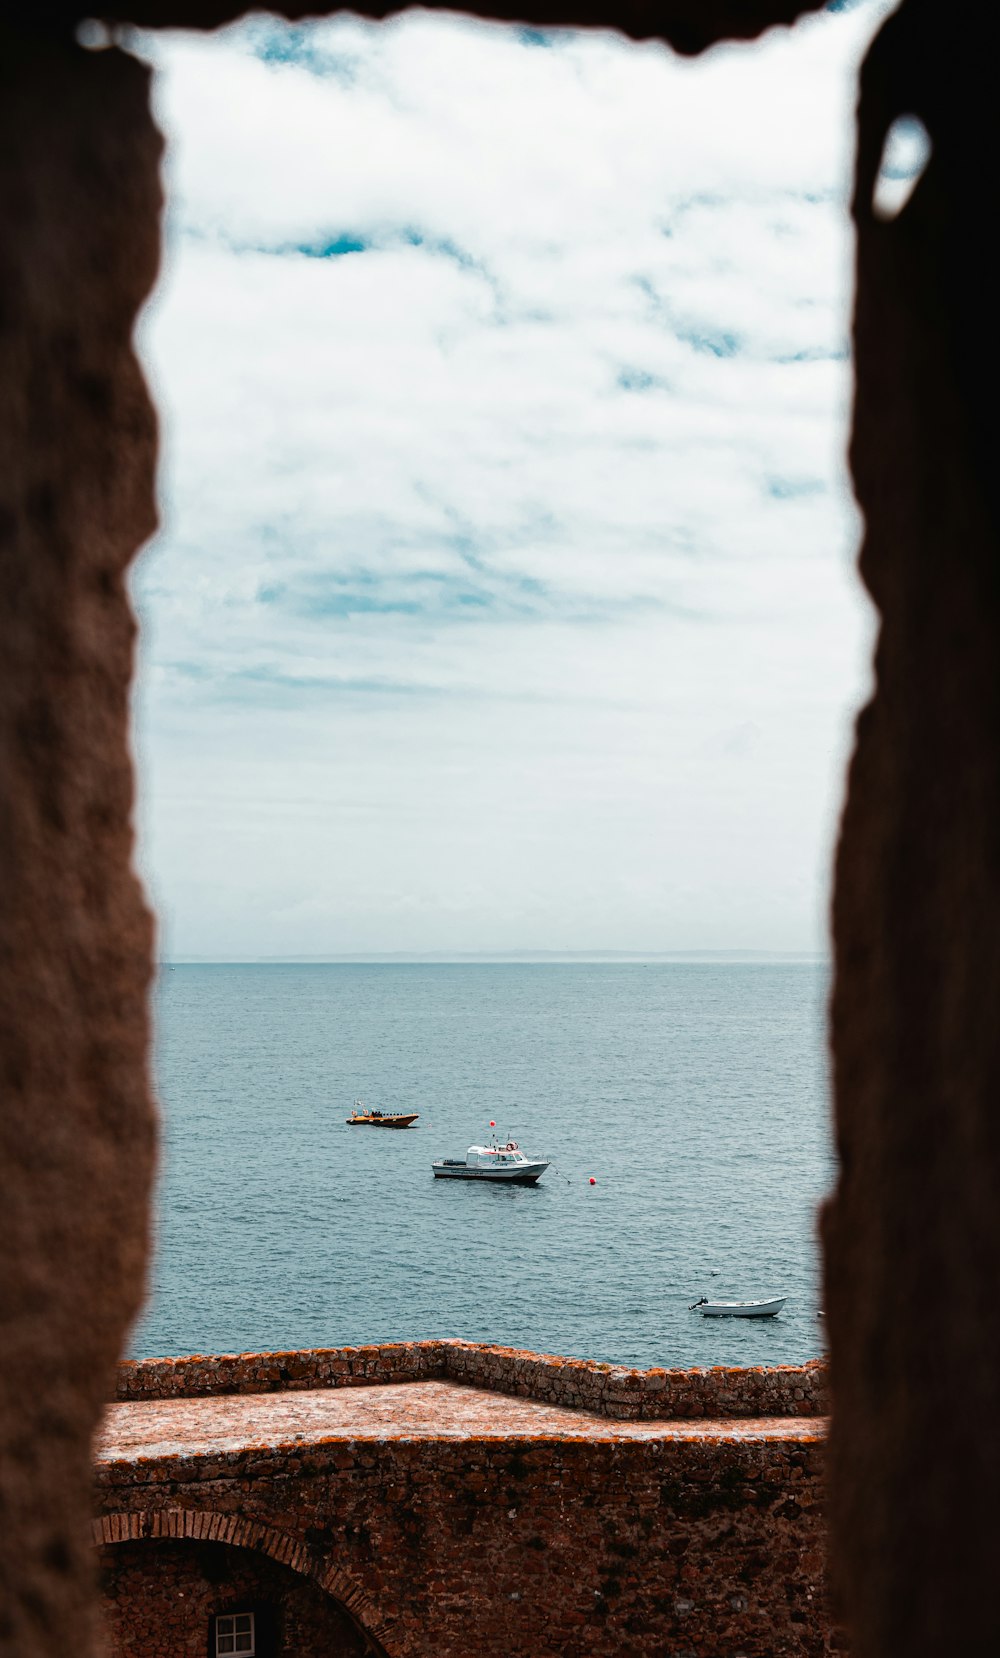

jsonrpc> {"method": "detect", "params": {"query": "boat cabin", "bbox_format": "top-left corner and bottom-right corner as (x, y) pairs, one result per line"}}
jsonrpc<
(465, 1141), (527, 1170)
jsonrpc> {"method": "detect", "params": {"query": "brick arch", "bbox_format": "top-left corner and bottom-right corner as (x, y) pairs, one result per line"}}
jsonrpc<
(91, 1510), (396, 1655)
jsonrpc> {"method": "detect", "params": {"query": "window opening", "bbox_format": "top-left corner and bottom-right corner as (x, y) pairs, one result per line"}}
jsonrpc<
(872, 113), (932, 220)
(216, 1613), (256, 1658)
(127, 2), (890, 1374)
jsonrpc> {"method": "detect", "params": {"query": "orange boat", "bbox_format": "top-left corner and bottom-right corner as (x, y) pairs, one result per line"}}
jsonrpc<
(346, 1100), (419, 1129)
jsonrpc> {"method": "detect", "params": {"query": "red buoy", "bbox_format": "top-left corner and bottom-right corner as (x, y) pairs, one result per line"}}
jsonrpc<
(589, 1176), (597, 1186)
(489, 1121), (496, 1128)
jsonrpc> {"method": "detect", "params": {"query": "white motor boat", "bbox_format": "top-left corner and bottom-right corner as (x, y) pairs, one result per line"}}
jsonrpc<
(689, 1296), (787, 1319)
(432, 1139), (549, 1185)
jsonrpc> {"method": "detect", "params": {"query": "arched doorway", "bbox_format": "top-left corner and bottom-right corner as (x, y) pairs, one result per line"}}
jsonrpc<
(98, 1539), (389, 1658)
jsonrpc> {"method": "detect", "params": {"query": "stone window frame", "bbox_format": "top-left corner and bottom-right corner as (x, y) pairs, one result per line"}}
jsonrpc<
(0, 3), (988, 1656)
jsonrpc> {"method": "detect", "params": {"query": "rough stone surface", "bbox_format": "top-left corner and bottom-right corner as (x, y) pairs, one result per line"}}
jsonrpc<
(115, 1340), (829, 1419)
(821, 4), (1000, 1654)
(99, 1540), (383, 1658)
(0, 33), (161, 1658)
(99, 1377), (827, 1457)
(95, 1378), (836, 1657)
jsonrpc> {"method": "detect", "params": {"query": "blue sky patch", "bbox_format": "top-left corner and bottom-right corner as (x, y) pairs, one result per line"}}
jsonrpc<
(775, 344), (850, 363)
(617, 367), (670, 394)
(677, 326), (742, 359)
(248, 23), (360, 82)
(766, 476), (827, 499)
(300, 234), (369, 258)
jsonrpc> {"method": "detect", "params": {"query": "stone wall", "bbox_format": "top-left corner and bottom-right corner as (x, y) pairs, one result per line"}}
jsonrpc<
(95, 1421), (834, 1657)
(819, 4), (1000, 1653)
(115, 1340), (828, 1419)
(0, 35), (161, 1658)
(99, 1540), (381, 1658)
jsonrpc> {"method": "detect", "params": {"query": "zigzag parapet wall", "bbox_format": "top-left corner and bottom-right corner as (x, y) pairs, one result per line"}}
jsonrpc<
(115, 1338), (829, 1418)
(97, 1343), (836, 1657)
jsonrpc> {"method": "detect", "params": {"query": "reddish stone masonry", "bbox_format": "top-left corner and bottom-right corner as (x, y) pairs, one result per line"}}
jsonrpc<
(116, 1337), (828, 1419)
(100, 1534), (380, 1658)
(97, 1344), (836, 1656)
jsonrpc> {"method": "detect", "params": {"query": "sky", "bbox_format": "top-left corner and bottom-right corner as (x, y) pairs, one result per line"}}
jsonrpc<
(126, 0), (900, 961)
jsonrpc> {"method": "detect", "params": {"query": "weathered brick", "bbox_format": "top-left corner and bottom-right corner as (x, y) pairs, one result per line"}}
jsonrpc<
(94, 1348), (836, 1657)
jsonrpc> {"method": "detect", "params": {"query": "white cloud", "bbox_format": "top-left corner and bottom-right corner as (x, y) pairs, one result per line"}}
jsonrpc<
(129, 3), (890, 958)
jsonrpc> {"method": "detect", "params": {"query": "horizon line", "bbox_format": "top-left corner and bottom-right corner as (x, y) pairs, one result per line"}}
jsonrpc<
(158, 948), (829, 965)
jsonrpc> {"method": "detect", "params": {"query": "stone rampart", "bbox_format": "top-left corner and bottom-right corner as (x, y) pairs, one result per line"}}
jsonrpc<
(115, 1339), (828, 1418)
(97, 1345), (835, 1655)
(95, 1390), (831, 1656)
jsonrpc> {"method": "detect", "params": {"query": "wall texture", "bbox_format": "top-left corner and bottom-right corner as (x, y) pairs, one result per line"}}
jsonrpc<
(99, 1540), (381, 1658)
(115, 1339), (829, 1418)
(95, 1389), (835, 1658)
(0, 33), (161, 1658)
(821, 5), (1000, 1655)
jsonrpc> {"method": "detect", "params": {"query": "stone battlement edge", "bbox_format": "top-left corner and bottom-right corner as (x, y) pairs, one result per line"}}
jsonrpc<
(115, 1340), (828, 1419)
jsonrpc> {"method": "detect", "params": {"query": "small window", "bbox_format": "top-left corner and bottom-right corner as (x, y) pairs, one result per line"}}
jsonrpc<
(216, 1614), (255, 1658)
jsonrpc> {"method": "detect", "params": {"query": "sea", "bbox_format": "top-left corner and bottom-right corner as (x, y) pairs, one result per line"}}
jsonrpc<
(134, 962), (832, 1371)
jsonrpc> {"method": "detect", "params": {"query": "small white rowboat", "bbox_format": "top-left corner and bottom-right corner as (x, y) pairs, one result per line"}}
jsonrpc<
(689, 1296), (786, 1319)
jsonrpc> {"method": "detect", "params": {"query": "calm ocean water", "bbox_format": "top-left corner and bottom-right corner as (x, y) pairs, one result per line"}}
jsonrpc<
(135, 963), (832, 1370)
